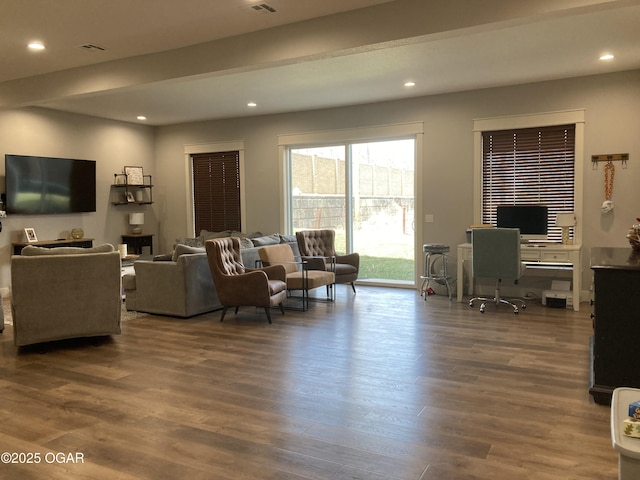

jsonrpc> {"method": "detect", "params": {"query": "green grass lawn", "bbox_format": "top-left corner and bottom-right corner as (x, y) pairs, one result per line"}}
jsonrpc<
(358, 255), (414, 281)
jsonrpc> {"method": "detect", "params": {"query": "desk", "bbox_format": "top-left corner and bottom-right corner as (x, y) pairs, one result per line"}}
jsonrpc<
(456, 242), (582, 311)
(122, 234), (153, 255)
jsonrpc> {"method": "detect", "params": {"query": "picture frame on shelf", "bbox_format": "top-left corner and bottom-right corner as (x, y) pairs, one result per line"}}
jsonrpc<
(124, 166), (144, 186)
(125, 192), (136, 203)
(24, 227), (38, 243)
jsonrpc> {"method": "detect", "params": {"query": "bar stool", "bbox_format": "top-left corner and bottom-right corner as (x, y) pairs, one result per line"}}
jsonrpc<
(420, 244), (452, 301)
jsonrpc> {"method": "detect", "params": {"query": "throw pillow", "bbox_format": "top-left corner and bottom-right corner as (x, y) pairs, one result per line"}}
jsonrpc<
(279, 234), (296, 243)
(200, 230), (232, 240)
(171, 244), (206, 261)
(238, 237), (254, 249)
(21, 243), (115, 256)
(251, 234), (280, 247)
(174, 236), (204, 248)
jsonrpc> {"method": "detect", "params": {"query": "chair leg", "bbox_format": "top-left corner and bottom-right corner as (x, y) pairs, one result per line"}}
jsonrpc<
(279, 303), (285, 315)
(350, 282), (356, 293)
(264, 307), (272, 324)
(220, 307), (228, 322)
(234, 306), (239, 314)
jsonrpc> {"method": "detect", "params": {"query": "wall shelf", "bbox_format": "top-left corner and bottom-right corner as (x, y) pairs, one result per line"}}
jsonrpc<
(111, 173), (153, 205)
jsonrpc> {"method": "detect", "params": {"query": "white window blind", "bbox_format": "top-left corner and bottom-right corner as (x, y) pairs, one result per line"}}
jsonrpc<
(481, 124), (575, 242)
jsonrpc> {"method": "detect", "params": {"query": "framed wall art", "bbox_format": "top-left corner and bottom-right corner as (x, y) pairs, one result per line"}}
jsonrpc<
(124, 166), (144, 185)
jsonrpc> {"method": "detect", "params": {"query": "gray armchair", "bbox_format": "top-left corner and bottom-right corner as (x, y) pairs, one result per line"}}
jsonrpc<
(11, 244), (122, 346)
(295, 229), (359, 293)
(469, 228), (526, 314)
(205, 237), (287, 323)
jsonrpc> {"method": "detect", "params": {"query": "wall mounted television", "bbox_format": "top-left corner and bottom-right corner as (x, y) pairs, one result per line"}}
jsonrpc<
(5, 154), (96, 214)
(496, 205), (548, 242)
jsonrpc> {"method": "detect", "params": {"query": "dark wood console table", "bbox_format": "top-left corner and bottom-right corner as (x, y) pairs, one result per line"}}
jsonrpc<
(590, 247), (640, 405)
(12, 238), (94, 255)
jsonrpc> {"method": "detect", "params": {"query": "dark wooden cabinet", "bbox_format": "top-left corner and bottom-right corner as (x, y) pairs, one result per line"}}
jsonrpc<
(12, 238), (94, 255)
(590, 247), (640, 405)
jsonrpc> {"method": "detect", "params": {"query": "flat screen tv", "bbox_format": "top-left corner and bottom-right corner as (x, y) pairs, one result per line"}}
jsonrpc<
(496, 205), (548, 242)
(5, 154), (96, 214)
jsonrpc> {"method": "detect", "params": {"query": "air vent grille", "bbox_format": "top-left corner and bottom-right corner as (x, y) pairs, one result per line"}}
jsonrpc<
(251, 3), (276, 13)
(78, 43), (107, 52)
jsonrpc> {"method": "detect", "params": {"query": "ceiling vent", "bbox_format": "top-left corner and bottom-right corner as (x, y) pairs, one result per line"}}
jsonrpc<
(78, 43), (107, 53)
(251, 3), (277, 13)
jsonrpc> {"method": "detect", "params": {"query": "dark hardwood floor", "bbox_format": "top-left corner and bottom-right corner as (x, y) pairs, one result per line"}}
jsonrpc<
(0, 287), (618, 479)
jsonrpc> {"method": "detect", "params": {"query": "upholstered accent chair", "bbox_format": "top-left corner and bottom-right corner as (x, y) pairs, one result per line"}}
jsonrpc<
(468, 227), (526, 314)
(258, 243), (335, 311)
(295, 229), (359, 293)
(205, 237), (287, 323)
(11, 244), (122, 346)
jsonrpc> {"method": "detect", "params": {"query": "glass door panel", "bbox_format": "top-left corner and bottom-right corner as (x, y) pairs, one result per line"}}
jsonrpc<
(351, 139), (415, 282)
(289, 138), (415, 285)
(290, 145), (346, 253)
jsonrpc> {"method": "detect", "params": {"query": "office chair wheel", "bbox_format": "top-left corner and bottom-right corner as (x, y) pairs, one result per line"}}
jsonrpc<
(514, 308), (519, 314)
(479, 304), (486, 313)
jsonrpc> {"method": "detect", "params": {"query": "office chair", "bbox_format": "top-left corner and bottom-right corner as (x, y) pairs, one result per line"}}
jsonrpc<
(469, 227), (526, 314)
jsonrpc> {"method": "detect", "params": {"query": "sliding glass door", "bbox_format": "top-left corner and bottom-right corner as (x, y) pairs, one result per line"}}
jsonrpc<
(288, 138), (415, 285)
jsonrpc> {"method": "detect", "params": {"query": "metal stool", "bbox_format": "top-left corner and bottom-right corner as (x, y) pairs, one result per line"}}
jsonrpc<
(420, 244), (452, 301)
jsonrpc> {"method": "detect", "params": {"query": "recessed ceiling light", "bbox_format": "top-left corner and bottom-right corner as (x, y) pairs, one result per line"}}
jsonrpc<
(404, 81), (416, 87)
(136, 115), (147, 121)
(247, 102), (257, 107)
(28, 42), (45, 51)
(599, 53), (615, 61)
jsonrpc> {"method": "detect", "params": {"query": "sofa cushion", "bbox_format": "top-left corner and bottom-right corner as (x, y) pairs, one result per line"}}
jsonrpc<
(251, 234), (280, 246)
(21, 243), (115, 256)
(171, 244), (206, 261)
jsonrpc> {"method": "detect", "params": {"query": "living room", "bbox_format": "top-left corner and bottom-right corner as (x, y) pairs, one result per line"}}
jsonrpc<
(0, 2), (638, 298)
(0, 1), (639, 477)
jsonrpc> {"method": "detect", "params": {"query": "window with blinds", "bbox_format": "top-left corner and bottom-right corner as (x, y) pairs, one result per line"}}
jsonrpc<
(192, 151), (241, 234)
(481, 124), (575, 242)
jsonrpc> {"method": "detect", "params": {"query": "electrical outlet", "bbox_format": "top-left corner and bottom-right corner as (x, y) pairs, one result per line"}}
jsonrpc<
(425, 214), (434, 223)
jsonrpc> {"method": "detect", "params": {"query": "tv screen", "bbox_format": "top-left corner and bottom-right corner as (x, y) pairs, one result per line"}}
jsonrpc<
(496, 205), (548, 241)
(5, 154), (96, 214)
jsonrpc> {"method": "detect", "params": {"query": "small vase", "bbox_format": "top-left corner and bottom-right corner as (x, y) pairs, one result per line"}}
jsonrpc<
(71, 228), (84, 239)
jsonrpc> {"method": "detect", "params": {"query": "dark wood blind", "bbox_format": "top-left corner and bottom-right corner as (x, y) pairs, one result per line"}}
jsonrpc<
(192, 151), (241, 234)
(481, 124), (575, 242)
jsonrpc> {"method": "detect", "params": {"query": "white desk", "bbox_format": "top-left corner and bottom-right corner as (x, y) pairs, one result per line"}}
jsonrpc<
(456, 243), (582, 311)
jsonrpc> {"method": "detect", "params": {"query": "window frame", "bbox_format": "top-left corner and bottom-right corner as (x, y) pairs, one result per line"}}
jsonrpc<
(473, 110), (585, 245)
(184, 141), (246, 237)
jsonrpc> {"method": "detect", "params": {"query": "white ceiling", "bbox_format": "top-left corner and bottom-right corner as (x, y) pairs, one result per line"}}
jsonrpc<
(2, 0), (640, 126)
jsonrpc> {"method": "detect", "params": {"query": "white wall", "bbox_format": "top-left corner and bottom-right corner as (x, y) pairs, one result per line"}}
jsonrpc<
(155, 69), (640, 299)
(0, 107), (155, 291)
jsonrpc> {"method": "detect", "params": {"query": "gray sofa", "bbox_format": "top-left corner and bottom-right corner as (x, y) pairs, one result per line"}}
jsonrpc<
(11, 244), (122, 346)
(123, 232), (299, 318)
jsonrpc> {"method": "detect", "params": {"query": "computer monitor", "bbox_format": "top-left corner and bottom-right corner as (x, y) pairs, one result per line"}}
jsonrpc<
(496, 205), (548, 242)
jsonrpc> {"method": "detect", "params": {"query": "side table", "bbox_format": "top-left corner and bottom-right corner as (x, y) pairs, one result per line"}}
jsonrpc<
(122, 234), (153, 255)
